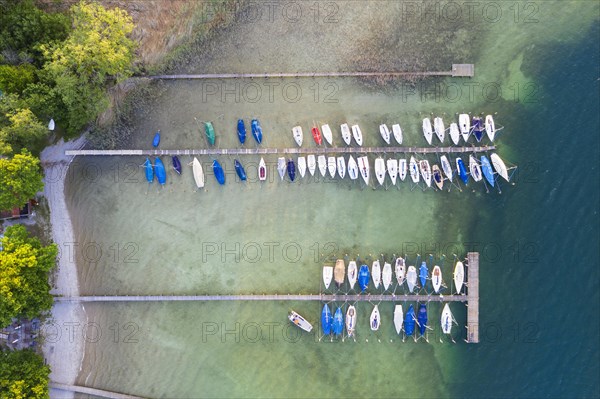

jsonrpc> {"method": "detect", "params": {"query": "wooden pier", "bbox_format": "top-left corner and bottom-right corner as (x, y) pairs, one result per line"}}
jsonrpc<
(50, 382), (144, 399)
(466, 252), (480, 343)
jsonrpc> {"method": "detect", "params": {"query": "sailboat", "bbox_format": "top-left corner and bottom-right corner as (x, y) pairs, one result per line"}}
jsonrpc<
(347, 156), (359, 180)
(372, 260), (381, 289)
(154, 158), (166, 185)
(405, 304), (416, 337)
(370, 305), (381, 331)
(204, 122), (216, 146)
(480, 155), (495, 187)
(374, 157), (386, 186)
(382, 262), (392, 290)
(287, 158), (296, 182)
(317, 155), (327, 177)
(172, 156), (182, 175)
(288, 311), (313, 332)
(332, 307), (344, 336)
(358, 156), (370, 185)
(323, 266), (333, 289)
(456, 157), (468, 185)
(251, 119), (263, 144)
(485, 115), (496, 141)
(441, 303), (455, 335)
(449, 122), (460, 145)
(419, 261), (428, 289)
(237, 119), (246, 144)
(395, 257), (406, 285)
(379, 124), (391, 144)
(417, 304), (428, 337)
(321, 304), (332, 335)
(297, 156), (307, 178)
(311, 124), (322, 145)
(321, 124), (333, 146)
(431, 265), (442, 293)
(334, 259), (345, 287)
(340, 123), (352, 145)
(387, 159), (398, 185)
(469, 155), (482, 182)
(234, 159), (247, 181)
(422, 118), (433, 145)
(307, 155), (316, 176)
(472, 116), (484, 142)
(152, 131), (161, 147)
(409, 156), (420, 183)
(358, 264), (370, 291)
(454, 261), (465, 294)
(144, 158), (153, 183)
(327, 156), (336, 178)
(258, 157), (267, 181)
(351, 125), (363, 146)
(212, 159), (225, 185)
(192, 157), (204, 188)
(406, 266), (417, 293)
(292, 126), (303, 147)
(48, 118), (55, 131)
(419, 159), (432, 187)
(392, 124), (403, 144)
(394, 305), (403, 335)
(348, 261), (358, 289)
(337, 156), (346, 179)
(399, 158), (407, 181)
(277, 157), (286, 181)
(458, 114), (470, 141)
(433, 117), (445, 142)
(432, 164), (443, 190)
(346, 306), (357, 336)
(440, 155), (453, 182)
(490, 153), (510, 182)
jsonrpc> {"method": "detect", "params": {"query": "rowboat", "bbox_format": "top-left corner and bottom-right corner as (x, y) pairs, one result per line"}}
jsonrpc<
(370, 305), (381, 331)
(422, 118), (433, 145)
(387, 159), (398, 185)
(327, 156), (336, 178)
(419, 159), (432, 187)
(155, 158), (166, 185)
(440, 155), (453, 181)
(351, 124), (363, 146)
(417, 304), (428, 336)
(346, 306), (357, 336)
(323, 266), (333, 289)
(379, 124), (391, 144)
(237, 119), (246, 144)
(288, 310), (313, 332)
(307, 155), (316, 176)
(251, 119), (263, 144)
(469, 155), (482, 182)
(212, 159), (225, 185)
(480, 155), (495, 186)
(311, 125), (322, 145)
(406, 265), (417, 293)
(297, 156), (307, 178)
(358, 156), (370, 185)
(144, 158), (153, 183)
(490, 153), (510, 181)
(358, 264), (370, 291)
(277, 157), (286, 180)
(405, 304), (416, 336)
(348, 261), (358, 289)
(432, 164), (443, 190)
(292, 126), (303, 147)
(399, 158), (407, 181)
(485, 115), (496, 141)
(433, 117), (445, 142)
(392, 124), (403, 144)
(204, 122), (216, 146)
(374, 157), (386, 186)
(48, 119), (55, 131)
(419, 262), (428, 289)
(382, 262), (392, 290)
(287, 158), (296, 182)
(441, 304), (454, 335)
(409, 156), (420, 183)
(258, 157), (267, 181)
(454, 261), (464, 293)
(192, 157), (204, 188)
(395, 257), (405, 285)
(458, 113), (470, 141)
(347, 155), (359, 180)
(394, 305), (403, 335)
(234, 159), (247, 181)
(172, 156), (182, 175)
(152, 131), (160, 147)
(321, 124), (333, 145)
(449, 122), (460, 145)
(321, 304), (332, 335)
(334, 259), (345, 287)
(333, 307), (344, 336)
(317, 155), (327, 177)
(340, 123), (351, 145)
(456, 157), (468, 185)
(472, 116), (484, 142)
(337, 156), (346, 179)
(372, 260), (381, 289)
(431, 265), (442, 293)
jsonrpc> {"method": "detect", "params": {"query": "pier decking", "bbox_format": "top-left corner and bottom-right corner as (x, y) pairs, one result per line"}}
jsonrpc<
(50, 383), (144, 399)
(467, 252), (479, 343)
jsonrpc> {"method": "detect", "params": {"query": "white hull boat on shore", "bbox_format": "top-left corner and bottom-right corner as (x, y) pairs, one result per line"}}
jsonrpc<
(307, 154), (316, 176)
(422, 118), (433, 145)
(392, 124), (403, 144)
(348, 156), (359, 180)
(340, 123), (351, 145)
(387, 158), (398, 185)
(379, 124), (391, 144)
(375, 157), (386, 186)
(317, 155), (327, 177)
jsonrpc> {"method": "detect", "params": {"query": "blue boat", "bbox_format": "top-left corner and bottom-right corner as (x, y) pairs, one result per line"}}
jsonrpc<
(417, 304), (428, 336)
(213, 160), (225, 185)
(472, 117), (484, 142)
(144, 158), (153, 183)
(172, 156), (182, 175)
(457, 158), (469, 185)
(152, 131), (160, 147)
(419, 261), (428, 289)
(404, 304), (416, 336)
(287, 158), (296, 181)
(358, 265), (370, 292)
(480, 155), (495, 187)
(251, 119), (263, 144)
(332, 307), (344, 336)
(154, 158), (166, 185)
(237, 119), (246, 144)
(234, 159), (247, 181)
(321, 304), (333, 335)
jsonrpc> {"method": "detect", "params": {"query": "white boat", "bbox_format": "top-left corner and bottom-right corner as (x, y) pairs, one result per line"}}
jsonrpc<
(433, 117), (445, 142)
(374, 157), (386, 186)
(192, 157), (205, 188)
(469, 155), (482, 182)
(382, 262), (392, 290)
(458, 113), (470, 142)
(258, 157), (267, 181)
(422, 118), (433, 145)
(392, 124), (403, 144)
(387, 159), (398, 185)
(432, 265), (442, 293)
(370, 305), (381, 331)
(399, 158), (407, 181)
(48, 118), (55, 131)
(317, 155), (327, 177)
(334, 259), (345, 287)
(393, 305), (403, 335)
(347, 261), (358, 289)
(440, 303), (454, 335)
(292, 126), (303, 147)
(449, 122), (460, 145)
(297, 156), (307, 178)
(340, 123), (352, 145)
(406, 265), (417, 293)
(372, 260), (381, 289)
(277, 157), (286, 180)
(347, 155), (359, 180)
(394, 257), (405, 285)
(419, 159), (432, 187)
(321, 124), (333, 145)
(440, 155), (453, 182)
(307, 154), (316, 176)
(409, 156), (420, 183)
(351, 124), (363, 146)
(453, 261), (464, 294)
(379, 124), (391, 144)
(288, 310), (313, 332)
(485, 115), (496, 141)
(323, 266), (333, 289)
(346, 305), (357, 336)
(327, 156), (336, 178)
(335, 157), (345, 179)
(432, 164), (444, 190)
(490, 153), (509, 182)
(358, 156), (370, 185)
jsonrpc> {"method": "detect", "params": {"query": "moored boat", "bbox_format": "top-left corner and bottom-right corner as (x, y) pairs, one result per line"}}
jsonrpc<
(292, 126), (303, 147)
(358, 156), (370, 185)
(432, 164), (443, 190)
(332, 307), (344, 336)
(234, 159), (247, 181)
(277, 157), (286, 181)
(152, 131), (160, 147)
(382, 262), (392, 290)
(351, 124), (363, 146)
(204, 122), (216, 146)
(347, 156), (359, 180)
(440, 155), (453, 181)
(358, 264), (370, 291)
(379, 124), (391, 144)
(432, 265), (442, 293)
(297, 156), (307, 178)
(395, 257), (406, 285)
(406, 266), (417, 293)
(321, 304), (332, 335)
(212, 159), (225, 185)
(317, 155), (327, 177)
(311, 125), (322, 145)
(48, 118), (55, 131)
(449, 122), (460, 145)
(370, 305), (381, 331)
(454, 261), (464, 294)
(472, 116), (484, 142)
(490, 153), (510, 182)
(419, 262), (428, 289)
(237, 119), (246, 144)
(485, 114), (496, 141)
(419, 159), (432, 187)
(287, 158), (296, 181)
(154, 158), (166, 185)
(172, 156), (182, 175)
(459, 113), (470, 141)
(441, 303), (454, 335)
(422, 118), (433, 145)
(417, 304), (428, 336)
(337, 156), (346, 179)
(348, 261), (358, 289)
(372, 260), (381, 289)
(258, 157), (267, 181)
(251, 119), (263, 144)
(346, 305), (357, 336)
(144, 158), (153, 183)
(192, 157), (204, 188)
(374, 157), (386, 186)
(307, 154), (316, 176)
(394, 305), (403, 335)
(387, 158), (398, 185)
(433, 117), (445, 142)
(469, 155), (482, 182)
(334, 259), (345, 287)
(327, 156), (336, 178)
(340, 123), (351, 145)
(456, 157), (468, 185)
(480, 155), (495, 186)
(323, 266), (333, 289)
(405, 304), (416, 336)
(392, 124), (403, 144)
(399, 158), (407, 181)
(409, 156), (420, 183)
(289, 310), (313, 332)
(321, 124), (333, 145)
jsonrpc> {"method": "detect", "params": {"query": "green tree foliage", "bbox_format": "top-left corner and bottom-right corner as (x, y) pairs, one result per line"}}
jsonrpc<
(0, 108), (47, 155)
(0, 349), (50, 398)
(0, 64), (37, 95)
(0, 151), (44, 211)
(0, 225), (57, 328)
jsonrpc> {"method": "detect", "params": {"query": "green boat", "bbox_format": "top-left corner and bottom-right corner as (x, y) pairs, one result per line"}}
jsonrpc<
(204, 121), (216, 146)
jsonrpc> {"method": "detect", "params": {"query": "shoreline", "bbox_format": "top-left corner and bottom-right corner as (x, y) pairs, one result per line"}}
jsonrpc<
(40, 136), (88, 399)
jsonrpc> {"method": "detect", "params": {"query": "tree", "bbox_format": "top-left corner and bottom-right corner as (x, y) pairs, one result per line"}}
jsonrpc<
(0, 225), (57, 328)
(0, 151), (44, 211)
(0, 64), (37, 95)
(0, 108), (47, 155)
(0, 349), (50, 398)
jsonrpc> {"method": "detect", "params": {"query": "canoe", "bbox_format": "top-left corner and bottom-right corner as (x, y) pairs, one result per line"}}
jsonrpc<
(358, 264), (370, 291)
(417, 304), (428, 336)
(340, 123), (352, 145)
(292, 126), (303, 147)
(358, 156), (370, 185)
(258, 157), (267, 181)
(433, 117), (445, 142)
(48, 118), (55, 131)
(334, 259), (345, 287)
(351, 124), (363, 146)
(394, 305), (403, 335)
(204, 122), (216, 146)
(372, 260), (381, 289)
(382, 262), (392, 290)
(399, 158), (407, 181)
(480, 155), (495, 187)
(454, 261), (464, 293)
(469, 155), (482, 182)
(456, 157), (468, 185)
(374, 157), (386, 186)
(287, 158), (296, 182)
(152, 131), (160, 147)
(348, 261), (358, 289)
(288, 310), (313, 332)
(392, 123), (403, 144)
(327, 156), (336, 178)
(490, 153), (510, 182)
(395, 257), (405, 285)
(432, 164), (443, 190)
(370, 305), (381, 331)
(422, 118), (433, 145)
(409, 156), (420, 183)
(321, 304), (332, 335)
(307, 154), (316, 176)
(321, 124), (333, 145)
(347, 156), (359, 180)
(472, 116), (484, 142)
(297, 156), (307, 178)
(172, 156), (182, 175)
(346, 305), (357, 336)
(154, 158), (166, 185)
(419, 160), (432, 187)
(449, 122), (460, 145)
(441, 304), (453, 335)
(323, 266), (333, 289)
(212, 159), (225, 185)
(251, 119), (263, 144)
(405, 304), (416, 336)
(337, 156), (346, 179)
(379, 124), (391, 144)
(311, 125), (322, 145)
(458, 113), (470, 141)
(419, 262), (428, 289)
(277, 157), (286, 181)
(406, 266), (417, 293)
(144, 158), (153, 183)
(234, 159), (247, 181)
(485, 115), (496, 141)
(237, 119), (246, 144)
(332, 307), (344, 336)
(432, 265), (442, 293)
(317, 155), (327, 177)
(440, 155), (453, 181)
(387, 159), (398, 185)
(192, 157), (204, 188)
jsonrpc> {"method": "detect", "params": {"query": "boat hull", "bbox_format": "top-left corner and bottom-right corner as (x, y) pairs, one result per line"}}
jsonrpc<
(154, 158), (166, 185)
(212, 160), (225, 185)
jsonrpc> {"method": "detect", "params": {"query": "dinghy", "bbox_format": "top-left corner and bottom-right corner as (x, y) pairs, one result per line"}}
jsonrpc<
(317, 155), (327, 177)
(346, 306), (357, 336)
(288, 310), (313, 332)
(405, 305), (416, 336)
(237, 119), (246, 144)
(440, 155), (453, 182)
(441, 304), (454, 335)
(212, 159), (225, 185)
(307, 155), (316, 176)
(387, 159), (398, 185)
(374, 157), (386, 186)
(472, 117), (484, 142)
(431, 265), (442, 293)
(287, 158), (296, 182)
(333, 308), (344, 336)
(48, 118), (55, 131)
(406, 266), (417, 293)
(419, 159), (432, 187)
(322, 266), (333, 289)
(454, 261), (464, 294)
(358, 264), (370, 291)
(311, 125), (322, 145)
(292, 126), (303, 147)
(419, 262), (428, 289)
(144, 158), (153, 183)
(458, 114), (470, 141)
(192, 157), (204, 188)
(469, 155), (482, 182)
(152, 131), (161, 147)
(358, 156), (370, 185)
(234, 159), (247, 181)
(351, 124), (363, 146)
(321, 304), (332, 335)
(321, 124), (333, 145)
(172, 156), (182, 175)
(258, 157), (267, 181)
(277, 157), (286, 181)
(456, 157), (468, 185)
(485, 115), (496, 141)
(370, 305), (381, 331)
(449, 122), (460, 145)
(433, 117), (445, 142)
(395, 257), (406, 285)
(372, 260), (381, 289)
(422, 118), (433, 145)
(409, 156), (420, 183)
(348, 261), (358, 289)
(251, 119), (263, 144)
(334, 259), (345, 287)
(347, 155), (359, 180)
(432, 164), (443, 190)
(337, 156), (346, 179)
(399, 158), (407, 181)
(394, 305), (403, 335)
(417, 304), (428, 336)
(297, 156), (307, 178)
(480, 155), (495, 186)
(204, 122), (216, 146)
(490, 153), (510, 182)
(379, 124), (391, 144)
(327, 156), (336, 178)
(340, 123), (352, 145)
(392, 124), (403, 144)
(154, 158), (166, 185)
(382, 262), (392, 290)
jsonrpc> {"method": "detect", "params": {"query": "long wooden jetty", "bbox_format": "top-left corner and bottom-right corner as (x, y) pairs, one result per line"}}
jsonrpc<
(55, 294), (467, 302)
(466, 252), (479, 343)
(50, 382), (144, 399)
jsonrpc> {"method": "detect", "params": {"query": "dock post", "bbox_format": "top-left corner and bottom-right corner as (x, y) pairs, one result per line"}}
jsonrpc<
(466, 252), (479, 343)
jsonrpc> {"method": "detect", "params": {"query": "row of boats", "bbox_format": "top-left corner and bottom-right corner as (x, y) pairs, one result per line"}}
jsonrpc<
(323, 258), (465, 294)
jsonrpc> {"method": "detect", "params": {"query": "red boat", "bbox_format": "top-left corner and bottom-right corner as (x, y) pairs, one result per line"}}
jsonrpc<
(311, 126), (322, 145)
